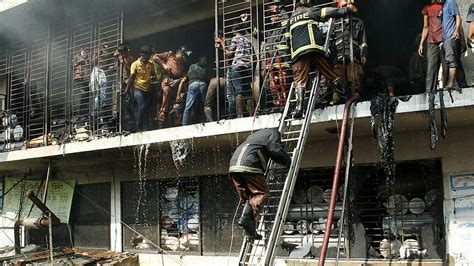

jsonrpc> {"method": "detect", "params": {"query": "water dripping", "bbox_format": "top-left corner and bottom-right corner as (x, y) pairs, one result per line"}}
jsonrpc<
(170, 139), (190, 170)
(132, 144), (151, 248)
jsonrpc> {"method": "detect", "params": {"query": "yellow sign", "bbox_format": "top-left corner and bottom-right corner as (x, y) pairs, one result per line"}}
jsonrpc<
(2, 178), (76, 223)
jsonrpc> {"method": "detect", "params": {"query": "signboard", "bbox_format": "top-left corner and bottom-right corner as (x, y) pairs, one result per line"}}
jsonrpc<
(450, 173), (474, 218)
(2, 178), (76, 223)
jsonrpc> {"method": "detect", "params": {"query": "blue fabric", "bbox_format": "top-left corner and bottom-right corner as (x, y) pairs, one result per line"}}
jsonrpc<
(226, 70), (236, 117)
(182, 81), (207, 125)
(134, 89), (152, 131)
(442, 0), (460, 40)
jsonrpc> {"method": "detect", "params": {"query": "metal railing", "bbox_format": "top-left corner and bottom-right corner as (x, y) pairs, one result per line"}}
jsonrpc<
(0, 9), (122, 151)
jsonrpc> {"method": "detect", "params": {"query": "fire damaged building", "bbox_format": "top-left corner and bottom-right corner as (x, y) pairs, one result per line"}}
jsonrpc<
(0, 0), (473, 265)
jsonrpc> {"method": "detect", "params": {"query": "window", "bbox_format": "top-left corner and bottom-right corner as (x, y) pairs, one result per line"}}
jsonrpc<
(159, 179), (200, 252)
(70, 183), (111, 249)
(121, 178), (201, 253)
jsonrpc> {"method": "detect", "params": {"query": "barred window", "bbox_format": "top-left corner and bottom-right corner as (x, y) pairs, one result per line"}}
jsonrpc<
(160, 179), (200, 252)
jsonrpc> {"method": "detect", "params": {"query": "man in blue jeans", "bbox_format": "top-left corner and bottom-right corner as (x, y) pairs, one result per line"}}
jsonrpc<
(126, 46), (156, 132)
(216, 24), (254, 118)
(181, 56), (210, 125)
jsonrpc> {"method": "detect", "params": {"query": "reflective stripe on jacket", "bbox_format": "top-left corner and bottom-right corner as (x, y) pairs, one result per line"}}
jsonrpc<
(229, 128), (292, 174)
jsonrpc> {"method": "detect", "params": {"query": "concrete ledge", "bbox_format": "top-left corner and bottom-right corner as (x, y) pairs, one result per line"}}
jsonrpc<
(0, 88), (473, 164)
(137, 253), (446, 266)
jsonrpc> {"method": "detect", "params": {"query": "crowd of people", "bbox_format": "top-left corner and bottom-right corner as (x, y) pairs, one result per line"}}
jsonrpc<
(108, 0), (473, 133)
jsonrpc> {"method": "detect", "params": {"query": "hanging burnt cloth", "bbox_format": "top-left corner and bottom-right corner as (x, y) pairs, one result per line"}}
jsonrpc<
(370, 95), (398, 178)
(428, 91), (448, 150)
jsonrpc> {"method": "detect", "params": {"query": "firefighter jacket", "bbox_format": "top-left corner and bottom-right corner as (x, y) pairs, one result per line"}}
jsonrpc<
(229, 128), (292, 175)
(287, 6), (352, 63)
(333, 16), (368, 64)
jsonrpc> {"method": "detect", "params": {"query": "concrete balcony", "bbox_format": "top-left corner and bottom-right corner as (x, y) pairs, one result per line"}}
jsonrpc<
(0, 88), (473, 170)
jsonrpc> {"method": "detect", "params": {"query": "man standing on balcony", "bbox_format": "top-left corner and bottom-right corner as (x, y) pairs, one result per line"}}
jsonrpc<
(264, 3), (290, 108)
(418, 0), (444, 93)
(441, 0), (467, 91)
(333, 0), (368, 97)
(153, 46), (190, 128)
(114, 43), (135, 131)
(181, 56), (211, 125)
(72, 48), (91, 120)
(467, 3), (474, 53)
(126, 45), (155, 132)
(215, 24), (254, 119)
(229, 128), (291, 241)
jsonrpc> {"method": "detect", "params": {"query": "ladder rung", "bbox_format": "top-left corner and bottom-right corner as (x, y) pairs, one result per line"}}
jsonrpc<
(250, 243), (267, 247)
(269, 190), (283, 193)
(283, 130), (301, 135)
(268, 182), (285, 185)
(282, 137), (299, 142)
(284, 118), (301, 122)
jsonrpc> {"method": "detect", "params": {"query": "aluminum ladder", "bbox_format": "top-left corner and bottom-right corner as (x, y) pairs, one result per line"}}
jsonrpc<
(238, 71), (321, 266)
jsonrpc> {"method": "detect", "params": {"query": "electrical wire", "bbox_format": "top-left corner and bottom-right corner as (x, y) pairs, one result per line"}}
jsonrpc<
(53, 174), (186, 266)
(0, 176), (25, 200)
(226, 198), (242, 266)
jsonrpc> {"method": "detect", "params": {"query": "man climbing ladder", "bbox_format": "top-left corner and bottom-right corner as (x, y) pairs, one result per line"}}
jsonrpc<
(229, 128), (292, 241)
(287, 0), (358, 117)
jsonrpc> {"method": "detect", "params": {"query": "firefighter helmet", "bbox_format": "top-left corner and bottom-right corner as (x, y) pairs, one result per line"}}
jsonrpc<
(337, 0), (355, 8)
(176, 46), (192, 57)
(298, 0), (314, 6)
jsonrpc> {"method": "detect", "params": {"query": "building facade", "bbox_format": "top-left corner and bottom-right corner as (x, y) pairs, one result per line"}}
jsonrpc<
(0, 0), (473, 265)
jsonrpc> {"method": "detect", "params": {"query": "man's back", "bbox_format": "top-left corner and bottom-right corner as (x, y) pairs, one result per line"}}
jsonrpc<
(230, 33), (253, 69)
(229, 128), (291, 174)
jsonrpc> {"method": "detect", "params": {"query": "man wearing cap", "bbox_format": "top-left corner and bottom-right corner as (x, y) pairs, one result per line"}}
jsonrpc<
(286, 0), (357, 118)
(153, 47), (190, 127)
(126, 45), (156, 132)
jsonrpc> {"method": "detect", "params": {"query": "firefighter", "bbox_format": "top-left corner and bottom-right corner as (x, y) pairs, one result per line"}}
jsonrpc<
(333, 0), (368, 97)
(264, 4), (290, 107)
(287, 0), (357, 118)
(229, 128), (291, 241)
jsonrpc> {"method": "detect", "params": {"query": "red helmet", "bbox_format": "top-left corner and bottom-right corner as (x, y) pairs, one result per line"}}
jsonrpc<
(337, 0), (355, 8)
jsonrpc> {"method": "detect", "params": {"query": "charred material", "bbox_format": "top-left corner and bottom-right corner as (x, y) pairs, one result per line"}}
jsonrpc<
(25, 190), (60, 225)
(370, 94), (399, 178)
(429, 91), (448, 150)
